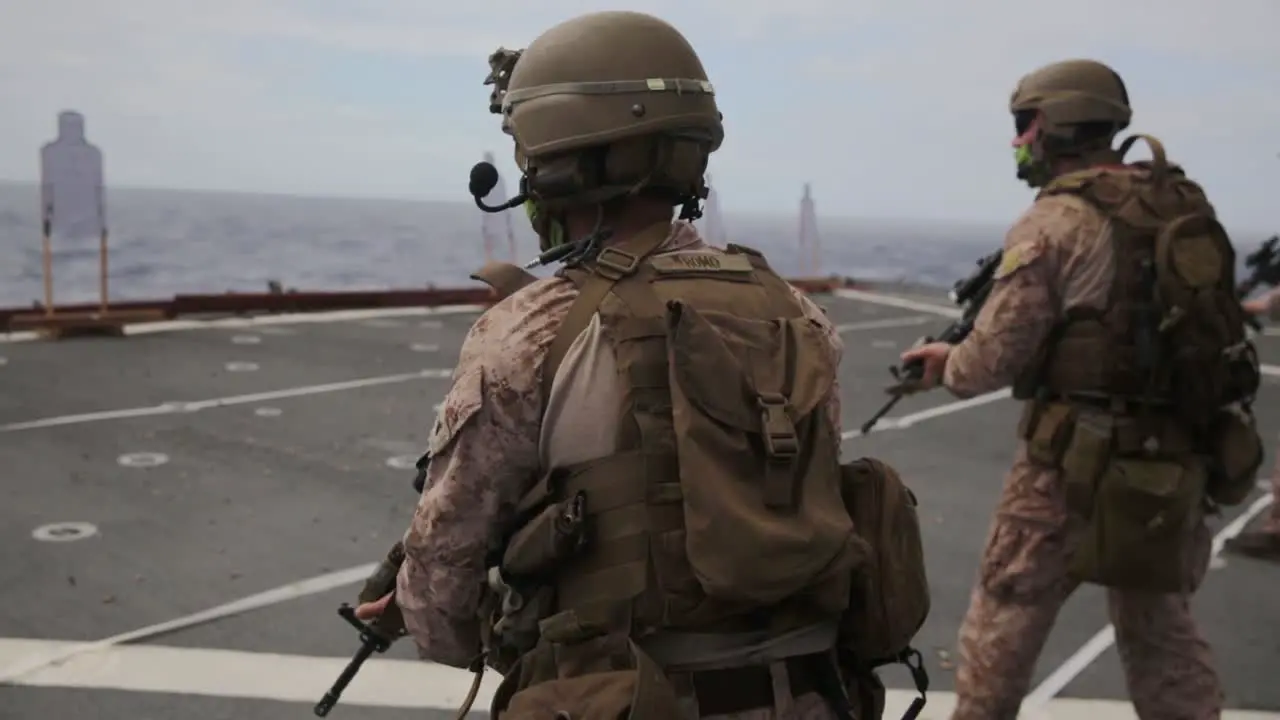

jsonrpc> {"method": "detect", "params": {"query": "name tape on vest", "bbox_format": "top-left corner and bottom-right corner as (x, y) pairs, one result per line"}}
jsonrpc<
(649, 253), (754, 274)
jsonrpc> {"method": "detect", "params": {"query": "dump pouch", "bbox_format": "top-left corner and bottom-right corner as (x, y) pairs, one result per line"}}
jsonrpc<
(1205, 407), (1264, 507)
(1069, 455), (1207, 593)
(836, 458), (929, 665)
(664, 299), (860, 609)
(491, 613), (683, 720)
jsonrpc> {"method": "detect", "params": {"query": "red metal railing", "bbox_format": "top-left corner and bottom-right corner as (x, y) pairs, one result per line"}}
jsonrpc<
(1, 277), (857, 335)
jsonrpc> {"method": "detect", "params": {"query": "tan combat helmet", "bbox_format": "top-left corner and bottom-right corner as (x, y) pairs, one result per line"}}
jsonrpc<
(1009, 59), (1132, 186)
(1010, 58), (1131, 146)
(487, 11), (722, 215)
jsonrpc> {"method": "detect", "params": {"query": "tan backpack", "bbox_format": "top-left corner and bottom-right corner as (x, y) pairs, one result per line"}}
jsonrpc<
(1036, 134), (1263, 509)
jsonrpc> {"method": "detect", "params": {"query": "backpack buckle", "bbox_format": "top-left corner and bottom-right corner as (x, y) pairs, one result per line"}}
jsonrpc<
(594, 248), (640, 280)
(757, 394), (798, 459)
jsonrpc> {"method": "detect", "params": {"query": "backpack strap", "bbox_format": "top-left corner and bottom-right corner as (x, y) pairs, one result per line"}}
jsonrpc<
(1037, 133), (1173, 203)
(1116, 133), (1170, 187)
(539, 222), (674, 405)
(470, 261), (539, 301)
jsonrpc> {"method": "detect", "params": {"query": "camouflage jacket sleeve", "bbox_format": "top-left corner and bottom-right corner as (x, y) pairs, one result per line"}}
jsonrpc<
(396, 278), (576, 668)
(942, 197), (1079, 398)
(790, 287), (845, 452)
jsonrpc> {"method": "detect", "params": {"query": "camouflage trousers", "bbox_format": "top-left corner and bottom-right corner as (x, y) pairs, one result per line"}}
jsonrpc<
(950, 466), (1223, 720)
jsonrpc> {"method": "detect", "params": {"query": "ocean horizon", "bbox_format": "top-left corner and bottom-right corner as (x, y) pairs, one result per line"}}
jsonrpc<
(1, 180), (1272, 307)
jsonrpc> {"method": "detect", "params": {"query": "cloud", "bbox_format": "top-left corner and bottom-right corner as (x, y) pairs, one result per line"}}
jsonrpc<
(0, 0), (1276, 230)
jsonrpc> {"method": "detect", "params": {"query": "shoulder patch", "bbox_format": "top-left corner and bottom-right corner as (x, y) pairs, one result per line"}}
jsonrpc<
(994, 246), (1025, 280)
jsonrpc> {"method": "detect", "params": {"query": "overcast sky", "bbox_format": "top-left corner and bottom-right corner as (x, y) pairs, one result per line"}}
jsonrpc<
(0, 0), (1276, 231)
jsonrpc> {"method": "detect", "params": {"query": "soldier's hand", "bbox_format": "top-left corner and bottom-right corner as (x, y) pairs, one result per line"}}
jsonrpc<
(1242, 298), (1269, 315)
(354, 591), (408, 640)
(898, 342), (952, 391)
(355, 592), (394, 621)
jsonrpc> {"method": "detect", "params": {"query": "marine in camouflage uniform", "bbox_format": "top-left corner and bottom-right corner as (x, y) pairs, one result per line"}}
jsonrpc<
(358, 11), (863, 720)
(1223, 286), (1280, 561)
(902, 60), (1230, 720)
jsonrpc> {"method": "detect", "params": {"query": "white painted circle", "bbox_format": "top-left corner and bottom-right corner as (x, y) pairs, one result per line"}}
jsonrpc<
(118, 452), (169, 468)
(419, 319), (443, 329)
(410, 343), (439, 353)
(231, 334), (261, 345)
(363, 319), (403, 328)
(225, 361), (259, 372)
(1209, 556), (1227, 571)
(386, 455), (418, 470)
(871, 339), (897, 349)
(32, 522), (99, 542)
(255, 407), (283, 417)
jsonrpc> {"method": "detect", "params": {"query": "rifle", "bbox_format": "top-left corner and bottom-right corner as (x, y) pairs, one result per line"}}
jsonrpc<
(316, 453), (488, 719)
(314, 543), (406, 717)
(315, 453), (427, 716)
(859, 249), (1004, 435)
(1239, 235), (1280, 331)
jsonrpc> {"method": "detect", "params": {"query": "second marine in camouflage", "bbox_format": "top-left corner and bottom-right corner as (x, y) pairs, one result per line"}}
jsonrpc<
(902, 59), (1262, 720)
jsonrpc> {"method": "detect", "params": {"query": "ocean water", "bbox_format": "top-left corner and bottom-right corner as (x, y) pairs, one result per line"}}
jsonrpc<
(0, 181), (1270, 308)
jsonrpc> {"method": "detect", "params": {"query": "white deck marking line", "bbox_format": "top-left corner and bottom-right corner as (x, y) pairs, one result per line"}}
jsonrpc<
(0, 564), (378, 684)
(1024, 491), (1277, 710)
(837, 289), (1280, 345)
(835, 315), (933, 333)
(1260, 363), (1280, 377)
(0, 368), (454, 432)
(0, 304), (486, 344)
(842, 389), (1013, 440)
(833, 288), (961, 319)
(1, 639), (1276, 719)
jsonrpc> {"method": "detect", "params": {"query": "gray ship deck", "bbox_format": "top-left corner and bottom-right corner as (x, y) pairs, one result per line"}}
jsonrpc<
(1, 290), (1277, 720)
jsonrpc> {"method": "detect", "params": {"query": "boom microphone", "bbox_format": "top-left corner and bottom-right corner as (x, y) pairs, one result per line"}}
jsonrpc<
(469, 161), (525, 213)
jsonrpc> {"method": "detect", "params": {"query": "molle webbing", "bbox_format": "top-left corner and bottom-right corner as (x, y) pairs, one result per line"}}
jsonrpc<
(548, 451), (682, 613)
(539, 222), (674, 403)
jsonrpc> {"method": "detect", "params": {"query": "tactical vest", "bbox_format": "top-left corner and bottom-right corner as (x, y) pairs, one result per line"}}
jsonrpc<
(471, 261), (539, 301)
(1012, 135), (1264, 594)
(484, 224), (930, 720)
